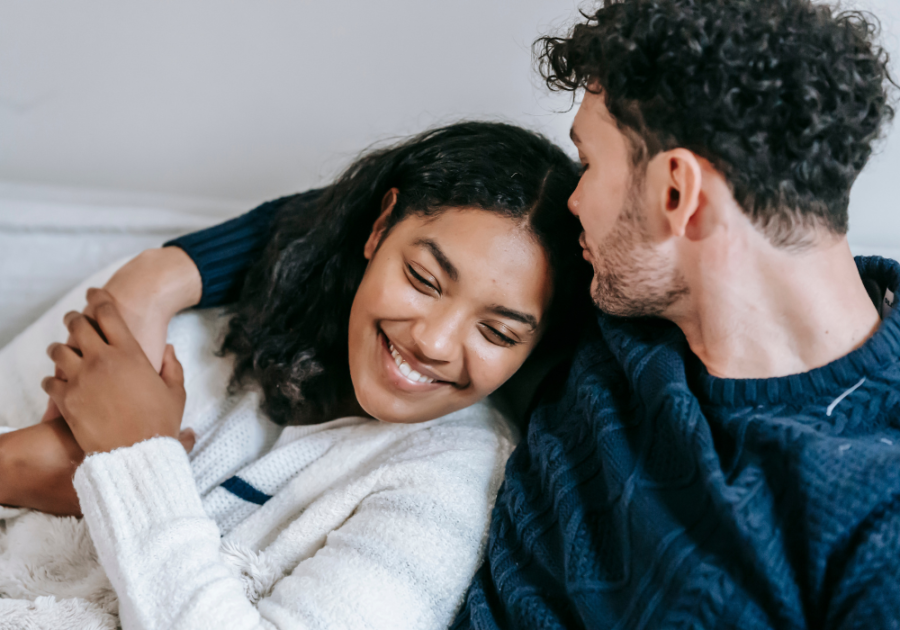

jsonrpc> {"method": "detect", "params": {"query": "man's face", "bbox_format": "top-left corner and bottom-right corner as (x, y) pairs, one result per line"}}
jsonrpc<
(569, 91), (688, 317)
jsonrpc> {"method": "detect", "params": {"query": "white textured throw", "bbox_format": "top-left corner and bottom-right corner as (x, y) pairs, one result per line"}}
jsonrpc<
(0, 262), (516, 630)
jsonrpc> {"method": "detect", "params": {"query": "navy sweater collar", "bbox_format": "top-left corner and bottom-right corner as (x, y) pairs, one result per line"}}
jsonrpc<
(691, 255), (900, 408)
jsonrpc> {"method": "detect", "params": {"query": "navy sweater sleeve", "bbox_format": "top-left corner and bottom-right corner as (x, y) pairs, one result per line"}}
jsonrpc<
(164, 189), (322, 308)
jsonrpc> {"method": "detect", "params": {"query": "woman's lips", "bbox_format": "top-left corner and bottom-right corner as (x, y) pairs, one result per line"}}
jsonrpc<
(379, 332), (448, 393)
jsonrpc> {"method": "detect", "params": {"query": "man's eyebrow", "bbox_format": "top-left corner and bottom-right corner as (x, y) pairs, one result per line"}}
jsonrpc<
(569, 126), (581, 145)
(414, 238), (459, 282)
(489, 305), (538, 330)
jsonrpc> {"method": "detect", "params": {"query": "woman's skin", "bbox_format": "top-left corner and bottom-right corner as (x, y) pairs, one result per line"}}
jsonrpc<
(0, 248), (202, 516)
(1, 201), (553, 515)
(350, 192), (552, 424)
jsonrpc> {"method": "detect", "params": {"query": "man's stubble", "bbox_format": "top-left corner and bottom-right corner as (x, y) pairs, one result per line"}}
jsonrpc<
(588, 172), (690, 318)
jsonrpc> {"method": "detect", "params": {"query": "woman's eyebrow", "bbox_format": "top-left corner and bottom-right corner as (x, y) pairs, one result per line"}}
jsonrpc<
(489, 305), (538, 330)
(414, 238), (459, 281)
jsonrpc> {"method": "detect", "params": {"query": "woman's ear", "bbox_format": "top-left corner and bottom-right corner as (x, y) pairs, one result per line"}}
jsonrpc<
(364, 188), (399, 260)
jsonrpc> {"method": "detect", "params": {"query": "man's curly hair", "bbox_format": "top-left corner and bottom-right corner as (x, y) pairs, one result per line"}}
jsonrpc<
(538, 0), (897, 247)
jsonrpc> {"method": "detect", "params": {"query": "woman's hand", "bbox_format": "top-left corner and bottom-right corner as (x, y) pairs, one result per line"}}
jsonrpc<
(41, 247), (202, 423)
(41, 290), (188, 455)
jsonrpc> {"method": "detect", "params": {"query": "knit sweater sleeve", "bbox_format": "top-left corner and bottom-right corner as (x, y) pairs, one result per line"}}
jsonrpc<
(73, 424), (512, 630)
(825, 499), (900, 627)
(164, 189), (322, 308)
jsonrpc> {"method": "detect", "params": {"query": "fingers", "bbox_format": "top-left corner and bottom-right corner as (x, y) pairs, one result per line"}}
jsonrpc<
(40, 376), (66, 406)
(64, 311), (106, 355)
(160, 344), (185, 391)
(86, 289), (141, 351)
(41, 399), (61, 423)
(178, 428), (196, 453)
(46, 342), (82, 380)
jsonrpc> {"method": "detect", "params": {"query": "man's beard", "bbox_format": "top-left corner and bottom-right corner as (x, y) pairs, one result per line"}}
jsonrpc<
(588, 178), (689, 318)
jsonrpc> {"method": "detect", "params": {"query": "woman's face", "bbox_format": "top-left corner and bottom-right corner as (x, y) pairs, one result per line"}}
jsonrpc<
(347, 205), (553, 424)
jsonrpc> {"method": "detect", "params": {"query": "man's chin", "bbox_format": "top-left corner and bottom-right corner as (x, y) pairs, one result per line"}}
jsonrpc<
(590, 273), (645, 317)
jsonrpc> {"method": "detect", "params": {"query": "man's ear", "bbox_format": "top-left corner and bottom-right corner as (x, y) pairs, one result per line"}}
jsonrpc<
(656, 149), (703, 239)
(364, 188), (399, 260)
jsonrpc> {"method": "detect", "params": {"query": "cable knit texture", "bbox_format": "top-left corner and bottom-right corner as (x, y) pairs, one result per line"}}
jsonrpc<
(455, 256), (900, 630)
(0, 261), (516, 630)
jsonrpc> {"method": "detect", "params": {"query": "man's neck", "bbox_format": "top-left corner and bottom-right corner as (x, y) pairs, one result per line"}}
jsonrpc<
(671, 236), (881, 380)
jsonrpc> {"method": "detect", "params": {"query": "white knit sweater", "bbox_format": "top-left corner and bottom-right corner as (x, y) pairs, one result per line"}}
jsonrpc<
(0, 261), (517, 630)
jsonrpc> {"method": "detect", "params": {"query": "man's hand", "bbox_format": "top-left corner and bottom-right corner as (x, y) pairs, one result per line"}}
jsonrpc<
(42, 290), (188, 455)
(41, 247), (202, 423)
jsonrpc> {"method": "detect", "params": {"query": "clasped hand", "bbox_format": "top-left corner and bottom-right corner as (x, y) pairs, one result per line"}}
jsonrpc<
(41, 288), (186, 455)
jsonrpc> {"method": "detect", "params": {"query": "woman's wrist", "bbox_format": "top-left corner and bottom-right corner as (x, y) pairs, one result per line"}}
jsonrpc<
(104, 247), (202, 319)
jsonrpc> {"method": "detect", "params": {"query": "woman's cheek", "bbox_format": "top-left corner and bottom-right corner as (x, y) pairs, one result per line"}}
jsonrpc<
(465, 344), (506, 396)
(368, 270), (423, 318)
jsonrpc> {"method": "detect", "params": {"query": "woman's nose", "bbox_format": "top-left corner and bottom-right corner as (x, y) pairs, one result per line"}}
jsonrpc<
(410, 309), (464, 363)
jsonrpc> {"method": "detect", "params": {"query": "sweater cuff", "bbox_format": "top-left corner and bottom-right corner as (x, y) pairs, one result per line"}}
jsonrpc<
(73, 437), (207, 544)
(163, 189), (323, 308)
(163, 200), (280, 308)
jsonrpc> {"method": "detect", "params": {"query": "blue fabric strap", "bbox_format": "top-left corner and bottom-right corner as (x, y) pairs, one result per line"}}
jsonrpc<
(220, 476), (272, 506)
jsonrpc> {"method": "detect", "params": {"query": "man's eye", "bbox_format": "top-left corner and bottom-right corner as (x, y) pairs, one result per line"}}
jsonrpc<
(479, 323), (519, 348)
(407, 264), (440, 295)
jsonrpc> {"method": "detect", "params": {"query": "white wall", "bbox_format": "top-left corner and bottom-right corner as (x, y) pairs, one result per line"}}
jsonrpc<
(1, 0), (581, 203)
(1, 0), (898, 251)
(846, 0), (900, 257)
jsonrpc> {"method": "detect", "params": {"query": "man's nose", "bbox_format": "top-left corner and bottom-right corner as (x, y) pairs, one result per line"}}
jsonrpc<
(568, 188), (581, 216)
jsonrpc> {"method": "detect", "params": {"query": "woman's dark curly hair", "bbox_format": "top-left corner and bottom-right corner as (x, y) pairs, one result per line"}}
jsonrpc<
(221, 121), (591, 426)
(538, 0), (897, 247)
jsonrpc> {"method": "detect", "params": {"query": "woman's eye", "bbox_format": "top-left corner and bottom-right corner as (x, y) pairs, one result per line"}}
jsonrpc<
(407, 264), (440, 295)
(479, 324), (519, 348)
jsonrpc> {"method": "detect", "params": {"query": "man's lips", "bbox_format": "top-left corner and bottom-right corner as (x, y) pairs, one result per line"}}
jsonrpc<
(579, 233), (593, 262)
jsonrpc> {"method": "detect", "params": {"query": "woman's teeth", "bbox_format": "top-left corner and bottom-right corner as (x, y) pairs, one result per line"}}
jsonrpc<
(388, 342), (436, 384)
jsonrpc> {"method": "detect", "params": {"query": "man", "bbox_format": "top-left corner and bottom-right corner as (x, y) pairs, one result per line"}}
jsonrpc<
(454, 0), (900, 627)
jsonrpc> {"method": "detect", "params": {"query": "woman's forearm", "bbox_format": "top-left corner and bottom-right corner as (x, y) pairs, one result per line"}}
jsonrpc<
(99, 247), (202, 372)
(104, 247), (203, 320)
(0, 419), (84, 516)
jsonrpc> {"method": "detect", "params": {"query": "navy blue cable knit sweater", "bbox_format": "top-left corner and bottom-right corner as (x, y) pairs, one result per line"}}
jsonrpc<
(454, 255), (900, 629)
(168, 198), (900, 629)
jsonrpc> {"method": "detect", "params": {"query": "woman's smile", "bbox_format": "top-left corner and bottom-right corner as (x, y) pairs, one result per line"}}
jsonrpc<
(349, 209), (553, 423)
(379, 330), (451, 393)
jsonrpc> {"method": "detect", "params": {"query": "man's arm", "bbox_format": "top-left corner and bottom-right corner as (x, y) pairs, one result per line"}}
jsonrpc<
(163, 190), (321, 308)
(825, 496), (900, 628)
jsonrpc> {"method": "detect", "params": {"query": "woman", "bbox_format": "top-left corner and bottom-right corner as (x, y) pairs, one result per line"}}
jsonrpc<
(0, 122), (589, 629)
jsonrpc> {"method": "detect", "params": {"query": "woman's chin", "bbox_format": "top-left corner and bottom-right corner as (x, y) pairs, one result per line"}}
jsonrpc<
(352, 383), (469, 425)
(354, 391), (432, 424)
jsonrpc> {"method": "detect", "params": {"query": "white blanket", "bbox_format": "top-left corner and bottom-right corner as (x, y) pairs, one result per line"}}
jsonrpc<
(0, 261), (127, 629)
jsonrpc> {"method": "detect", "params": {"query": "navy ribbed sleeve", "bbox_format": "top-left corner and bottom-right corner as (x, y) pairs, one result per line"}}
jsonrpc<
(164, 189), (321, 308)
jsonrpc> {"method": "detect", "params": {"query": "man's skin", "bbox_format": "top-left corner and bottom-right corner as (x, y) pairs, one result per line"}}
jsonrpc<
(570, 90), (882, 379)
(0, 247), (202, 515)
